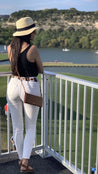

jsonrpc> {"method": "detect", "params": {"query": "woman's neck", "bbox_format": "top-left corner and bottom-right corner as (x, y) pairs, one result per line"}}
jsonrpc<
(20, 42), (30, 53)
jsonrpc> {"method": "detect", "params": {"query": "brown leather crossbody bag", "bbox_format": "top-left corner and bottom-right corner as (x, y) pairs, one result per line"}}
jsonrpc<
(22, 80), (43, 107)
(16, 68), (43, 107)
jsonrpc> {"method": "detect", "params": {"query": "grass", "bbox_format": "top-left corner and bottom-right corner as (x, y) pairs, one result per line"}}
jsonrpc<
(43, 62), (98, 67)
(0, 65), (11, 72)
(0, 64), (98, 173)
(0, 53), (8, 61)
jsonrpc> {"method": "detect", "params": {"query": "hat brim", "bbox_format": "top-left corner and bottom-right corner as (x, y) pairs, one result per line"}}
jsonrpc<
(13, 27), (39, 36)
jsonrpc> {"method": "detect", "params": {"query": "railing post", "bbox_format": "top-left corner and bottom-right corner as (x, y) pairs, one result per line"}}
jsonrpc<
(7, 76), (11, 153)
(0, 106), (1, 154)
(59, 79), (62, 156)
(69, 82), (74, 166)
(42, 73), (49, 158)
(54, 77), (57, 152)
(81, 85), (87, 174)
(96, 121), (98, 174)
(64, 80), (68, 161)
(41, 74), (44, 148)
(88, 88), (94, 174)
(75, 84), (80, 171)
(49, 76), (53, 149)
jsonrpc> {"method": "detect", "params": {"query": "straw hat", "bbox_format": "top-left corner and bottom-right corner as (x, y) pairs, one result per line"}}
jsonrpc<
(13, 17), (39, 36)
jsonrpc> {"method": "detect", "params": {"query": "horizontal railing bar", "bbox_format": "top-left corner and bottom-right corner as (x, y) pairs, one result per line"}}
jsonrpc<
(56, 74), (98, 89)
(44, 70), (56, 76)
(44, 71), (98, 89)
(0, 72), (11, 76)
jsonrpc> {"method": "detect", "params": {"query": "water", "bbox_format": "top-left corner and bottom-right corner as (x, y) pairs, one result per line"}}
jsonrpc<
(40, 48), (98, 77)
(38, 48), (98, 64)
(0, 45), (7, 53)
(0, 46), (98, 77)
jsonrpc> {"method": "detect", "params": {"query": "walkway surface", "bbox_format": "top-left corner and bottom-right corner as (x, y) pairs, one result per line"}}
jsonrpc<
(0, 153), (73, 174)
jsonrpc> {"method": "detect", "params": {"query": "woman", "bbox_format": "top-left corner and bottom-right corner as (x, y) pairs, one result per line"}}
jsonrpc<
(7, 17), (43, 173)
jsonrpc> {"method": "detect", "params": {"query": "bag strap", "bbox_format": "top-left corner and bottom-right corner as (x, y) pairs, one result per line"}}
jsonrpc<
(20, 78), (26, 92)
(16, 67), (26, 93)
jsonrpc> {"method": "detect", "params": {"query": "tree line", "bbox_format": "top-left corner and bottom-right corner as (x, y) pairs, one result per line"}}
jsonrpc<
(33, 27), (98, 49)
(0, 26), (97, 49)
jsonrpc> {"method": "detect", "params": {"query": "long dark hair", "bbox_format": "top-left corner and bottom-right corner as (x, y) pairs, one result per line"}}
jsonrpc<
(10, 34), (31, 74)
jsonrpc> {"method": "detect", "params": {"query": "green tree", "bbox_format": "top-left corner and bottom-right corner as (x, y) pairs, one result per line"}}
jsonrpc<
(48, 39), (57, 47)
(33, 35), (41, 47)
(79, 36), (90, 48)
(40, 33), (49, 47)
(64, 38), (70, 48)
(57, 36), (64, 47)
(69, 35), (78, 48)
(90, 39), (98, 49)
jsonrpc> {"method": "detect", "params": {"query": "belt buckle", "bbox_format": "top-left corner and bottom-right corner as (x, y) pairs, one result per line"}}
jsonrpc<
(25, 77), (29, 81)
(34, 77), (37, 82)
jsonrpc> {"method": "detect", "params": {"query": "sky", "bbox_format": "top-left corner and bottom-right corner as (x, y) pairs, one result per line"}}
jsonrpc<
(0, 0), (98, 15)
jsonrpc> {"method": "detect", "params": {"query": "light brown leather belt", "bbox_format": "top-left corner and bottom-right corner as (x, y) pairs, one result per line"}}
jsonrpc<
(12, 75), (38, 82)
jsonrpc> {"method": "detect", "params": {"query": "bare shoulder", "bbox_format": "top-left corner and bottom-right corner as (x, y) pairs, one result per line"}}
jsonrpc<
(7, 45), (11, 52)
(29, 45), (38, 54)
(28, 45), (43, 73)
(27, 45), (39, 62)
(7, 45), (12, 61)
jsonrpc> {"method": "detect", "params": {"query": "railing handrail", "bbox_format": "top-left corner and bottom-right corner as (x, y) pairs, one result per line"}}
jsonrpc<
(44, 70), (98, 89)
(0, 72), (11, 77)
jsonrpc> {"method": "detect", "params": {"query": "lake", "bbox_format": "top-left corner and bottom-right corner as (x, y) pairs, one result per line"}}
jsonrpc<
(0, 46), (98, 77)
(39, 48), (98, 64)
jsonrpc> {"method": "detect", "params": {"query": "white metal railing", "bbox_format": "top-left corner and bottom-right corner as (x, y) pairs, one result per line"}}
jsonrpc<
(42, 71), (98, 174)
(0, 71), (98, 174)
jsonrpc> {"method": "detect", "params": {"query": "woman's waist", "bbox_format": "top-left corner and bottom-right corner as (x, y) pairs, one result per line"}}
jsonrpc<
(12, 75), (38, 82)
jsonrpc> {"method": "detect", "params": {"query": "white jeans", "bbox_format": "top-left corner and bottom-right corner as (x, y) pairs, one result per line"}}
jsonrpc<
(7, 77), (40, 159)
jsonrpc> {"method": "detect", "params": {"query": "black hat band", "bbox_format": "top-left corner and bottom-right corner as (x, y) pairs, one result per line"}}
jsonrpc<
(17, 23), (36, 31)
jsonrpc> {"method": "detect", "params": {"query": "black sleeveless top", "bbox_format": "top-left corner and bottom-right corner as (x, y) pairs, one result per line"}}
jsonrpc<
(13, 45), (38, 77)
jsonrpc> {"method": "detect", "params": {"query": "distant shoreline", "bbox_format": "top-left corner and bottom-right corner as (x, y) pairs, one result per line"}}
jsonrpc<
(0, 60), (98, 67)
(43, 62), (98, 67)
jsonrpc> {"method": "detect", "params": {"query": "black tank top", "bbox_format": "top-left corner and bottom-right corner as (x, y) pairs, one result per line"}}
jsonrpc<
(16, 45), (38, 77)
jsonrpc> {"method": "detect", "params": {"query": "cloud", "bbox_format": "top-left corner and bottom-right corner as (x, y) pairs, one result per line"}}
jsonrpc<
(84, 0), (96, 2)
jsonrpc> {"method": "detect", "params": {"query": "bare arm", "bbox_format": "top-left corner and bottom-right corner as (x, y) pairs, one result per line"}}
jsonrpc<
(27, 45), (43, 74)
(7, 45), (12, 61)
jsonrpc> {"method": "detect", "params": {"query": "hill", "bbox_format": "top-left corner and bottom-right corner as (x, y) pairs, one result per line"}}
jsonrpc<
(0, 9), (98, 49)
(1, 8), (98, 31)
